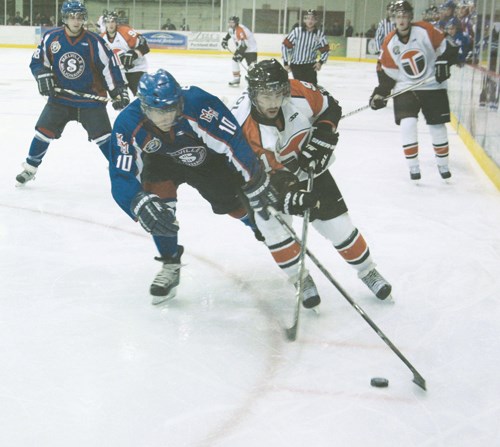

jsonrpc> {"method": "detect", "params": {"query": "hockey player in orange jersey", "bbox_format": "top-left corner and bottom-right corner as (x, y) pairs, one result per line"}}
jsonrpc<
(221, 16), (258, 87)
(232, 59), (393, 308)
(101, 10), (150, 95)
(369, 0), (459, 181)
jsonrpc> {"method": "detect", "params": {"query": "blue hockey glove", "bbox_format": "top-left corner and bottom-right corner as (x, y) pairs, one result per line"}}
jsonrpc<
(119, 50), (138, 70)
(298, 125), (338, 174)
(131, 192), (179, 236)
(36, 69), (56, 97)
(110, 86), (130, 110)
(243, 169), (279, 221)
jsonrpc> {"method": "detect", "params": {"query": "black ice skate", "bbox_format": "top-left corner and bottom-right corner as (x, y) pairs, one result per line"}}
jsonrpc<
(15, 162), (38, 186)
(409, 165), (421, 181)
(228, 77), (240, 87)
(294, 274), (321, 309)
(438, 165), (452, 180)
(360, 269), (392, 300)
(150, 246), (184, 305)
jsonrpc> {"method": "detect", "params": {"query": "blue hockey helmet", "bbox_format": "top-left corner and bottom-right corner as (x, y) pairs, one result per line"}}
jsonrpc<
(61, 1), (88, 23)
(137, 69), (184, 127)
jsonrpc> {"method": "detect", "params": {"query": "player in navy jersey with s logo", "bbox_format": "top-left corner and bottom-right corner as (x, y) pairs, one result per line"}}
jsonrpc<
(15, 0), (128, 186)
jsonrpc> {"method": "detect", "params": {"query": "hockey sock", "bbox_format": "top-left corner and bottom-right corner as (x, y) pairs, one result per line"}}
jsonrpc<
(313, 213), (374, 273)
(153, 235), (180, 259)
(400, 117), (419, 168)
(27, 131), (53, 167)
(428, 124), (449, 166)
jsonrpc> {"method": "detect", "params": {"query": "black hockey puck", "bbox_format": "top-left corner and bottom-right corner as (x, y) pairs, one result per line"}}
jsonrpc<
(370, 377), (389, 388)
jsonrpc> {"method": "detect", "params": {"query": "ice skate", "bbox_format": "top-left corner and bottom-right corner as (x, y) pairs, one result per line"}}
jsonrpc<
(150, 246), (183, 305)
(360, 268), (392, 300)
(438, 165), (452, 180)
(409, 165), (421, 182)
(15, 162), (38, 186)
(294, 274), (321, 309)
(228, 77), (240, 87)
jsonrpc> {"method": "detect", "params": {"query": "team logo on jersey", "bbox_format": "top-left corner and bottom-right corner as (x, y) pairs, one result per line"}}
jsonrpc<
(200, 107), (219, 123)
(58, 52), (85, 80)
(116, 133), (129, 154)
(171, 146), (207, 167)
(50, 41), (61, 54)
(400, 49), (426, 78)
(143, 137), (161, 153)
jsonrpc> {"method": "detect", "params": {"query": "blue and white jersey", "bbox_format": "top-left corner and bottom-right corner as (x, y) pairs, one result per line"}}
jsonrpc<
(109, 86), (262, 218)
(30, 26), (125, 108)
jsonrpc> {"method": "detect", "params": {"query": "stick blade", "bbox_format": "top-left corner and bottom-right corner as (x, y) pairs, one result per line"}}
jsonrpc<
(285, 324), (298, 342)
(413, 373), (427, 391)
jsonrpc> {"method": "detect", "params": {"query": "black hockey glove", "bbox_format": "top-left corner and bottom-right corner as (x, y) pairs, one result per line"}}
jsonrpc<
(369, 86), (388, 110)
(242, 168), (279, 221)
(36, 69), (56, 97)
(435, 57), (451, 83)
(298, 125), (339, 174)
(270, 170), (319, 216)
(232, 54), (243, 63)
(221, 38), (229, 49)
(110, 87), (130, 111)
(130, 191), (179, 237)
(119, 50), (138, 70)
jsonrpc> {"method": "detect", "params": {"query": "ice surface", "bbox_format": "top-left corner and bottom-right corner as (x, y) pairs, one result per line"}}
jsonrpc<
(1, 49), (499, 447)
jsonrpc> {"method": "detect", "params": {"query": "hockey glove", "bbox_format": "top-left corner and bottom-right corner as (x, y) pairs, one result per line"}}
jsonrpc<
(435, 58), (451, 83)
(298, 125), (338, 174)
(131, 191), (179, 237)
(232, 54), (243, 63)
(221, 38), (229, 49)
(369, 86), (388, 110)
(270, 170), (319, 216)
(119, 50), (138, 70)
(110, 87), (130, 111)
(36, 69), (56, 97)
(242, 168), (279, 221)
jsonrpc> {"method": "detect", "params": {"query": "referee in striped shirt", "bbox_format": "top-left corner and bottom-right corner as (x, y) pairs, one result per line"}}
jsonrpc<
(375, 3), (395, 53)
(281, 9), (330, 85)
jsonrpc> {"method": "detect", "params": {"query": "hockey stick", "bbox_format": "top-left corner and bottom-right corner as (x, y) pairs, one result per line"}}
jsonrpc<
(341, 76), (435, 120)
(267, 207), (427, 390)
(54, 87), (111, 103)
(285, 162), (315, 341)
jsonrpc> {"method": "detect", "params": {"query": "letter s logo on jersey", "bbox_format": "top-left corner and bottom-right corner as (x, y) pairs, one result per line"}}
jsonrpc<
(400, 49), (426, 78)
(59, 52), (85, 80)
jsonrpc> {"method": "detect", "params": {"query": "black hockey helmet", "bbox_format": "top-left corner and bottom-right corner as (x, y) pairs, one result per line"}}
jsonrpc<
(246, 59), (290, 104)
(304, 9), (317, 18)
(392, 0), (414, 19)
(229, 16), (239, 25)
(103, 10), (119, 22)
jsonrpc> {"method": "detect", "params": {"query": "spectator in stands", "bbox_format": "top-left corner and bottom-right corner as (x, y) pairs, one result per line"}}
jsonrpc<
(331, 21), (343, 36)
(13, 11), (23, 25)
(162, 19), (176, 30)
(344, 20), (354, 37)
(365, 24), (377, 38)
(180, 18), (189, 31)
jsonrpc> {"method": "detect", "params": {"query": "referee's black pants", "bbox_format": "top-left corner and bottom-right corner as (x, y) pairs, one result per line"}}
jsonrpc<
(290, 63), (317, 85)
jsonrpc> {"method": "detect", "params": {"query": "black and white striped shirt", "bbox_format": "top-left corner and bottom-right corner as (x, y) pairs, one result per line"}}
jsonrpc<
(375, 18), (395, 52)
(282, 25), (330, 65)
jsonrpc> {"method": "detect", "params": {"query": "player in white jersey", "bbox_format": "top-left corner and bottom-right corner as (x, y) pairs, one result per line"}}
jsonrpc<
(221, 16), (258, 87)
(369, 0), (459, 181)
(101, 10), (150, 95)
(232, 59), (393, 306)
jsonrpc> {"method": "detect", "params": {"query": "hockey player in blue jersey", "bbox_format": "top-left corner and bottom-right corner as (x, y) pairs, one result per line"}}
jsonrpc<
(109, 69), (280, 304)
(15, 0), (129, 186)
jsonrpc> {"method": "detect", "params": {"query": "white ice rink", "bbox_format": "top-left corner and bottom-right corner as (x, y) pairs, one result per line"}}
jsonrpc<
(1, 48), (500, 447)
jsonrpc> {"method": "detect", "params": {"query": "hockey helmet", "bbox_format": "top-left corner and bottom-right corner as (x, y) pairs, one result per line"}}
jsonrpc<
(246, 59), (290, 104)
(392, 0), (414, 19)
(137, 69), (184, 127)
(103, 10), (119, 23)
(61, 1), (88, 23)
(229, 16), (239, 25)
(440, 0), (457, 10)
(304, 9), (318, 19)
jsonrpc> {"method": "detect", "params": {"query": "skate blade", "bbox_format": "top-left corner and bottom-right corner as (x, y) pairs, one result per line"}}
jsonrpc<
(151, 288), (177, 306)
